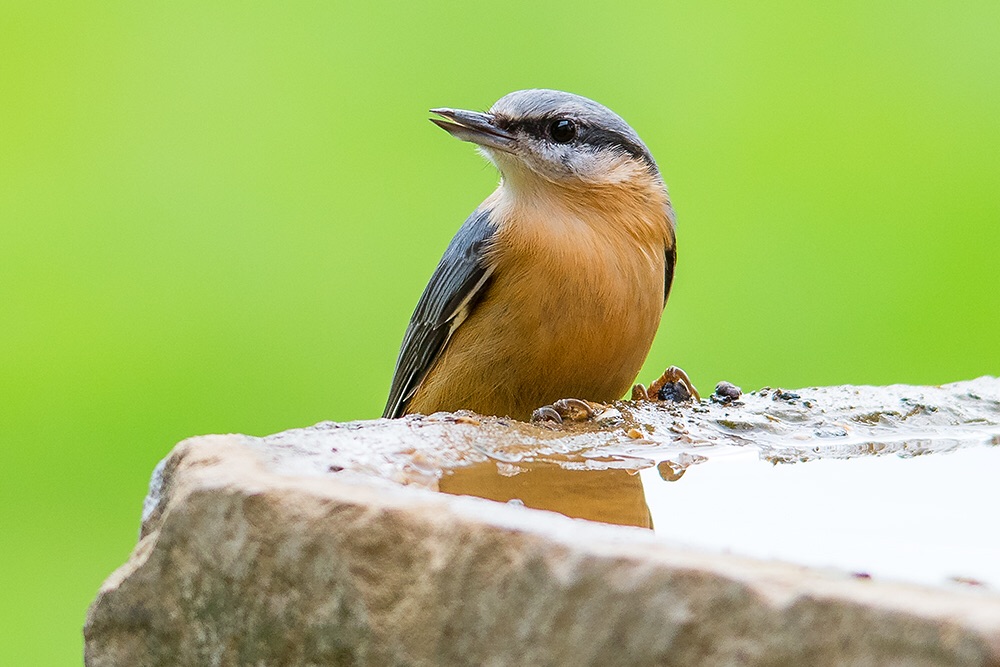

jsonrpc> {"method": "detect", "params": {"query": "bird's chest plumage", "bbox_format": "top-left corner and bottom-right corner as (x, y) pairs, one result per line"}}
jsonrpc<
(407, 185), (673, 420)
(500, 229), (657, 342)
(486, 212), (663, 383)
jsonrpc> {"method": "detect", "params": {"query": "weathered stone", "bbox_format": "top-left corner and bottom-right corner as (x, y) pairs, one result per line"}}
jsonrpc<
(85, 378), (1000, 666)
(85, 378), (1000, 667)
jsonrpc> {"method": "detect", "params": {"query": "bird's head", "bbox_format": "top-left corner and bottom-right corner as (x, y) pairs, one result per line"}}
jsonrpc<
(431, 89), (661, 193)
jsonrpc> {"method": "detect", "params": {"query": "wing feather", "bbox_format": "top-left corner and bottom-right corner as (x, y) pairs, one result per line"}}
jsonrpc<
(664, 244), (676, 306)
(382, 208), (497, 418)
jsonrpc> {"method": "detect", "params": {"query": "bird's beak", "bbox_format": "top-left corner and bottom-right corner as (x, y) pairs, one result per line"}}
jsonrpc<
(430, 108), (516, 153)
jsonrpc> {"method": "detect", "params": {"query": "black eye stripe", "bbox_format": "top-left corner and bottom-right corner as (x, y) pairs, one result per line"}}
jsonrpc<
(496, 117), (550, 136)
(495, 116), (657, 170)
(577, 127), (655, 167)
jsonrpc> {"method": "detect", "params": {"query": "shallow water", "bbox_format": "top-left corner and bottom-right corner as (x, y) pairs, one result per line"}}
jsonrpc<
(640, 442), (1000, 588)
(434, 379), (1000, 590)
(439, 438), (1000, 589)
(262, 377), (1000, 590)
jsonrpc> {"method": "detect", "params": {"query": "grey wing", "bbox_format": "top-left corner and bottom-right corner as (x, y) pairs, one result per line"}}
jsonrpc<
(383, 207), (497, 418)
(663, 200), (678, 306)
(664, 244), (676, 305)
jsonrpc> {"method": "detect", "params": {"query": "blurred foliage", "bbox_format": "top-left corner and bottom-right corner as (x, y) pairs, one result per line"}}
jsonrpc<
(2, 1), (998, 663)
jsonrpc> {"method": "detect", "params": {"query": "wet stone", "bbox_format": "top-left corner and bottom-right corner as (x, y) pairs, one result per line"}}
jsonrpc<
(714, 381), (743, 401)
(86, 377), (1000, 667)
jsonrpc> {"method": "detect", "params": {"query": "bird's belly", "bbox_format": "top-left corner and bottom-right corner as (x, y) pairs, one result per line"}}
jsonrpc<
(409, 255), (663, 420)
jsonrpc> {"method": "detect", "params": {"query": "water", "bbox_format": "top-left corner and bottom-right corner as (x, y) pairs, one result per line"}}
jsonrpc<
(432, 378), (1000, 590)
(258, 377), (1000, 590)
(639, 443), (1000, 588)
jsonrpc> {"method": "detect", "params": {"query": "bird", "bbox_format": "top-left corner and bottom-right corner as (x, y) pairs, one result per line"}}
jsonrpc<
(383, 89), (679, 422)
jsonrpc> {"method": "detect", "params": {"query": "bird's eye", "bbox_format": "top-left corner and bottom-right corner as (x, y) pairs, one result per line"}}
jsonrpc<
(549, 118), (577, 144)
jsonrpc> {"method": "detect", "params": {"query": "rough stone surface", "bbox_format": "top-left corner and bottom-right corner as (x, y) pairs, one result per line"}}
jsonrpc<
(85, 378), (1000, 666)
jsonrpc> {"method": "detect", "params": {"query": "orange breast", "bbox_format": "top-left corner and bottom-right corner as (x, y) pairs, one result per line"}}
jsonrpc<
(407, 176), (674, 420)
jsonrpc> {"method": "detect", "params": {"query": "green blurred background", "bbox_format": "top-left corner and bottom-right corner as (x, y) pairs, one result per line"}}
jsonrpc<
(2, 0), (998, 663)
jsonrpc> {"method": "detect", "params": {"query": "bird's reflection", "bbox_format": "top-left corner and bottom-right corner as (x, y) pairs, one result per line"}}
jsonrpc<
(439, 460), (653, 529)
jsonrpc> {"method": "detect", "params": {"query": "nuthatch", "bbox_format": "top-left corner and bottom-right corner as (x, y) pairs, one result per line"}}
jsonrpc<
(384, 89), (679, 422)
